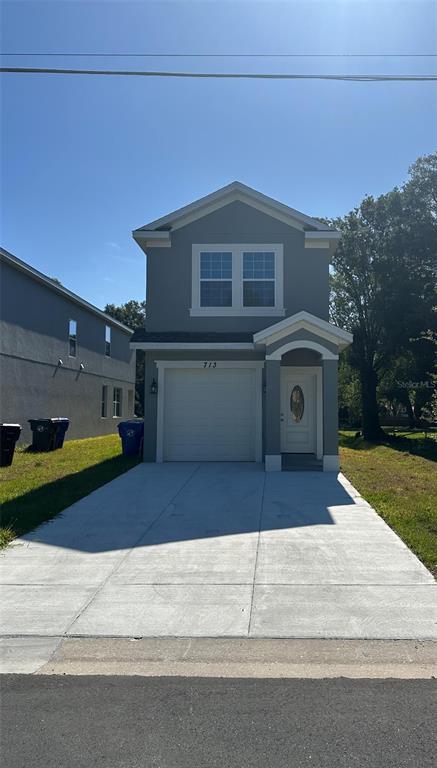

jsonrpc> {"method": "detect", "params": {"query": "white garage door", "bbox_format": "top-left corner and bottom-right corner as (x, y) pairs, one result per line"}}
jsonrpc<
(162, 366), (259, 461)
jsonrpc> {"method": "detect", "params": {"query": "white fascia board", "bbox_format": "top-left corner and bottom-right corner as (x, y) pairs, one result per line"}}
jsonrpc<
(132, 230), (171, 248)
(134, 181), (334, 235)
(305, 231), (341, 241)
(253, 311), (353, 346)
(130, 342), (256, 351)
(263, 320), (352, 349)
(304, 231), (341, 250)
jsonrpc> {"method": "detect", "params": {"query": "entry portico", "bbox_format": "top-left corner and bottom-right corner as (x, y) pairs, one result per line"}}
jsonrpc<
(257, 311), (353, 472)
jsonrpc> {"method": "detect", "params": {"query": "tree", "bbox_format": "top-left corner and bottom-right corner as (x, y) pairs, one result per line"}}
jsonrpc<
(104, 300), (146, 417)
(330, 153), (437, 440)
(338, 357), (362, 428)
(104, 300), (146, 329)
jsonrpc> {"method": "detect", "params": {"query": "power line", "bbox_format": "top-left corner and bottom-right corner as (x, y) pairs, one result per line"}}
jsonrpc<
(1, 52), (437, 59)
(1, 67), (436, 81)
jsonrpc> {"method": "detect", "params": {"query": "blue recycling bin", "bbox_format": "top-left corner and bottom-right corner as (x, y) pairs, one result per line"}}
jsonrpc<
(52, 418), (70, 449)
(118, 420), (144, 457)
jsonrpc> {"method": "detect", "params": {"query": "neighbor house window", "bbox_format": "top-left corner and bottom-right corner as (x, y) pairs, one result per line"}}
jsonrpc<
(101, 385), (108, 418)
(113, 387), (122, 417)
(200, 251), (232, 307)
(128, 389), (134, 415)
(191, 244), (283, 316)
(68, 319), (77, 357)
(243, 251), (275, 307)
(105, 325), (111, 357)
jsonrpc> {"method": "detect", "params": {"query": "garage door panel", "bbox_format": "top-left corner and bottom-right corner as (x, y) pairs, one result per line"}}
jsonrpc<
(163, 368), (257, 461)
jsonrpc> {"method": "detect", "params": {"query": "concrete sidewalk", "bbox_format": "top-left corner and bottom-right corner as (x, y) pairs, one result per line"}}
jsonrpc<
(1, 462), (436, 671)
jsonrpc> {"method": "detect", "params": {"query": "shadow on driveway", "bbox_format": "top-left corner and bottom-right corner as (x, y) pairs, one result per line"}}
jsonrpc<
(8, 463), (358, 554)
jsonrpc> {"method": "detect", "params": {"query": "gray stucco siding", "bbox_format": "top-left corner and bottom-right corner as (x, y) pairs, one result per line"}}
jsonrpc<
(146, 201), (330, 333)
(322, 359), (339, 456)
(0, 262), (132, 372)
(266, 328), (338, 357)
(0, 261), (136, 443)
(265, 360), (281, 455)
(280, 348), (322, 366)
(0, 356), (135, 444)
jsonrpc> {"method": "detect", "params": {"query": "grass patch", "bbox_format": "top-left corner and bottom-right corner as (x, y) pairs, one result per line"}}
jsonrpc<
(339, 430), (437, 577)
(0, 435), (141, 546)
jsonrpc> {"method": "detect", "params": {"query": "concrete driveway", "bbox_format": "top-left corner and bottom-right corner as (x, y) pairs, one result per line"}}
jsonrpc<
(1, 463), (436, 640)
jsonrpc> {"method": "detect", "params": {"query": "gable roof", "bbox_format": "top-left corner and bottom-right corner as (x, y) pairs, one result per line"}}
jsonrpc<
(253, 310), (353, 351)
(0, 247), (133, 334)
(133, 182), (339, 245)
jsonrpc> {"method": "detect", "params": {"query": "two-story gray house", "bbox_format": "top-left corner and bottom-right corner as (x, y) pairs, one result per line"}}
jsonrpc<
(0, 248), (136, 444)
(131, 183), (352, 471)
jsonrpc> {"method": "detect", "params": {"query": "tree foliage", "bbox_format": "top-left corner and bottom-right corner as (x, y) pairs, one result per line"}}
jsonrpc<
(104, 300), (146, 330)
(330, 153), (437, 438)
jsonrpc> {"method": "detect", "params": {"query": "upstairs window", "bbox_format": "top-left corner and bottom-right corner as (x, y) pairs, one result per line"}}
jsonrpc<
(243, 251), (275, 307)
(105, 325), (111, 357)
(191, 244), (283, 317)
(200, 251), (232, 307)
(68, 319), (77, 357)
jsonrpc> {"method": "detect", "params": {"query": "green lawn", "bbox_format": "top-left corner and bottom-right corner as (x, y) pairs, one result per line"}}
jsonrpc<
(0, 435), (141, 547)
(339, 430), (437, 577)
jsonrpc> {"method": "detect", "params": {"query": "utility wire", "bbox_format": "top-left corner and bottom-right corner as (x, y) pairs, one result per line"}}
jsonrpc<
(1, 52), (437, 58)
(1, 67), (436, 81)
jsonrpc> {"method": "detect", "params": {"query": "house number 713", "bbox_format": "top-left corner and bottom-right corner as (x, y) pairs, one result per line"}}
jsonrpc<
(203, 361), (217, 368)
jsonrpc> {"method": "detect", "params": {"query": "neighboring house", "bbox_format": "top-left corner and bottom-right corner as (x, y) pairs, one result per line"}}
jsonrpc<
(131, 182), (353, 471)
(0, 248), (136, 444)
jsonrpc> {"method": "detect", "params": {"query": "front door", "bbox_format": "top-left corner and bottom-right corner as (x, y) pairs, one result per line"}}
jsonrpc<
(280, 369), (316, 453)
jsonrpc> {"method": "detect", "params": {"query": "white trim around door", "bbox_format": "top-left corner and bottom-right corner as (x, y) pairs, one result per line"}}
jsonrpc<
(280, 366), (323, 459)
(155, 360), (264, 463)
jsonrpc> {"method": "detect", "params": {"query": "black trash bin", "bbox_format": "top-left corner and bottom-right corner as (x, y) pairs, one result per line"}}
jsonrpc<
(118, 420), (144, 457)
(28, 419), (57, 452)
(51, 418), (70, 449)
(0, 424), (22, 467)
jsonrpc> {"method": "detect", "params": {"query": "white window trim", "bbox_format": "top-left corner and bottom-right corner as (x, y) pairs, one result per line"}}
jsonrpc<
(190, 244), (284, 317)
(105, 325), (112, 358)
(155, 360), (264, 463)
(68, 318), (77, 358)
(112, 386), (122, 418)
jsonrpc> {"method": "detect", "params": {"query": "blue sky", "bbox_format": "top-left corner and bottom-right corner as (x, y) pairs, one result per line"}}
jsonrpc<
(1, 0), (436, 308)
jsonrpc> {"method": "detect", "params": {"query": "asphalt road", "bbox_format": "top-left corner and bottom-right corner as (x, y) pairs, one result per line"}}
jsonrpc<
(1, 676), (436, 768)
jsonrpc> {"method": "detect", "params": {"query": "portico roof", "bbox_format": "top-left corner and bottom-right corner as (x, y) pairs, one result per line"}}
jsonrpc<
(253, 311), (353, 351)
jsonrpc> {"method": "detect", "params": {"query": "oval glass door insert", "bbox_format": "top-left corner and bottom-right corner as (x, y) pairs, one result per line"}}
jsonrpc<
(290, 385), (304, 423)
